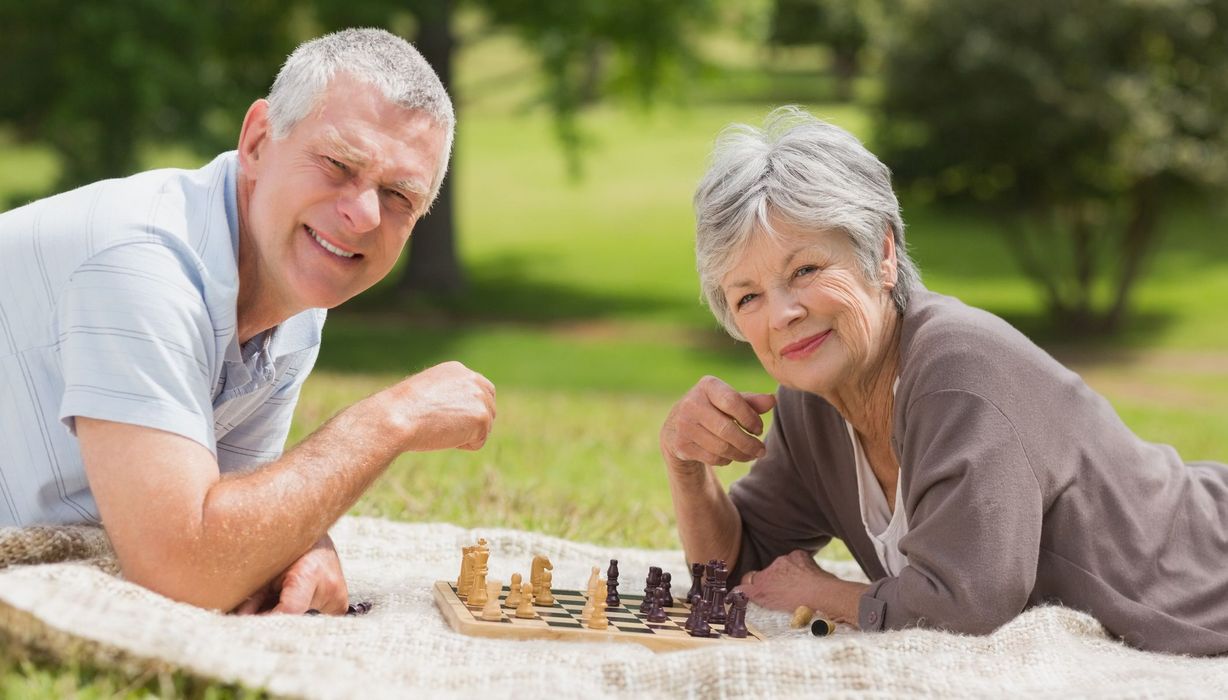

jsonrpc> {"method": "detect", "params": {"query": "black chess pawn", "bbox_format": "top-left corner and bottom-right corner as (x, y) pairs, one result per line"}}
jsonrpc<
(688, 563), (704, 602)
(606, 559), (621, 607)
(660, 571), (673, 606)
(640, 566), (662, 613)
(684, 594), (702, 631)
(689, 599), (716, 638)
(646, 586), (669, 623)
(725, 591), (749, 638)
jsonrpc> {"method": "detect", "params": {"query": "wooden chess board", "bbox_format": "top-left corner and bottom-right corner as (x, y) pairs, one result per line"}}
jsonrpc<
(432, 581), (766, 652)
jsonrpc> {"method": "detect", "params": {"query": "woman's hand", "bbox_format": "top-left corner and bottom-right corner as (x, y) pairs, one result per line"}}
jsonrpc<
(660, 376), (776, 473)
(738, 550), (868, 625)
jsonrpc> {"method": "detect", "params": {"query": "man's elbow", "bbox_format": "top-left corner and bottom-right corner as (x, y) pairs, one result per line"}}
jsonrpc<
(115, 543), (251, 612)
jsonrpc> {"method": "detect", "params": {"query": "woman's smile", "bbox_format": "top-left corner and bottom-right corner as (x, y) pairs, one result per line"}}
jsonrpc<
(780, 330), (832, 360)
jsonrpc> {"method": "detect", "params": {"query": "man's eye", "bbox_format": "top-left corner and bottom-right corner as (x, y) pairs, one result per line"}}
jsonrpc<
(326, 157), (349, 173)
(384, 189), (414, 212)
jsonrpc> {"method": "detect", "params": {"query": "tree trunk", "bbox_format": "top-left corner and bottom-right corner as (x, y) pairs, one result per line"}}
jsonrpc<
(397, 0), (465, 298)
(1104, 178), (1160, 332)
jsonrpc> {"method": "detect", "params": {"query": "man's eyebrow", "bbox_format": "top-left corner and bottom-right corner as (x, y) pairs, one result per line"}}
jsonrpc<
(320, 131), (431, 200)
(389, 177), (430, 198)
(321, 133), (371, 168)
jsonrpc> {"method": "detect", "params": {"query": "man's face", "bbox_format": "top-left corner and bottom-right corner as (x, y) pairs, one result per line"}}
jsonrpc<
(239, 74), (447, 311)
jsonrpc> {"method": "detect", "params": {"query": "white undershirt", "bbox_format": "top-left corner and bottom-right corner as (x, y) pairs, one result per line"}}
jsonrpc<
(845, 380), (910, 577)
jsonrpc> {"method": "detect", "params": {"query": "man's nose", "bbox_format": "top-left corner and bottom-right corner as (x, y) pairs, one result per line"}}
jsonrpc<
(338, 184), (381, 233)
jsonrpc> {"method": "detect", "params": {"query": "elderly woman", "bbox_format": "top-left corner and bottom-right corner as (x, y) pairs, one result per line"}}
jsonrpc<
(661, 107), (1228, 655)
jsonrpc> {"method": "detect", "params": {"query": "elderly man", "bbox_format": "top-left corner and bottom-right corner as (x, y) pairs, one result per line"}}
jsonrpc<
(0, 29), (495, 616)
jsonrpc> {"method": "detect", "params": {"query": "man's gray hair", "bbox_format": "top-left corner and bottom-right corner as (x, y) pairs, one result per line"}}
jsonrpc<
(267, 28), (456, 206)
(693, 106), (921, 341)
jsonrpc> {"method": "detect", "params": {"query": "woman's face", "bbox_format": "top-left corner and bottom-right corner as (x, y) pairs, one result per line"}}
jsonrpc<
(721, 222), (897, 395)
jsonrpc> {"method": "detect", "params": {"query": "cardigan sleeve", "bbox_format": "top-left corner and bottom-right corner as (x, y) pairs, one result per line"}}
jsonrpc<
(859, 388), (1044, 634)
(728, 396), (837, 585)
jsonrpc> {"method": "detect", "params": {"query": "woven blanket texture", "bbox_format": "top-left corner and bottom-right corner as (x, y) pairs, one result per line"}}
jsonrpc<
(1, 515), (1226, 699)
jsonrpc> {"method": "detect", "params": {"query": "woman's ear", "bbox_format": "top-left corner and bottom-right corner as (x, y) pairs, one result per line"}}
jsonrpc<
(881, 228), (899, 289)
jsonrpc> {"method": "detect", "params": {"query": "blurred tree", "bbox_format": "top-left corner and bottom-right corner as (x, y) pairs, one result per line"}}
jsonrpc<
(877, 0), (1228, 335)
(314, 0), (711, 296)
(768, 0), (867, 101)
(0, 0), (710, 298)
(0, 1), (295, 193)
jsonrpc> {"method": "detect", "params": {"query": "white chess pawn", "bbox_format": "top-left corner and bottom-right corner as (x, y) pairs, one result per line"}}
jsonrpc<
(505, 573), (524, 607)
(515, 581), (537, 619)
(538, 569), (555, 605)
(480, 579), (503, 621)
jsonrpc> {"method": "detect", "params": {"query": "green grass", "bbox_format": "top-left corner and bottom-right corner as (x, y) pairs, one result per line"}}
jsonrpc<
(3, 19), (1228, 699)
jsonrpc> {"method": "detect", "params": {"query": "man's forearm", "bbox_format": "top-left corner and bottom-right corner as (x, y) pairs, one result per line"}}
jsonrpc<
(667, 464), (742, 570)
(191, 394), (403, 608)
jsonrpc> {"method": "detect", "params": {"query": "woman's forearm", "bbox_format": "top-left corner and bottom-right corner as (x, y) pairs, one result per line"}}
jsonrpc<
(667, 464), (742, 569)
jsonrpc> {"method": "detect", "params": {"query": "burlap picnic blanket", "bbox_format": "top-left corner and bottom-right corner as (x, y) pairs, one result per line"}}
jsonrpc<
(2, 516), (1226, 698)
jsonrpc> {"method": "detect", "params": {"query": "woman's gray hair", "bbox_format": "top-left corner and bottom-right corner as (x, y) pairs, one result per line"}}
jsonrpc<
(694, 106), (921, 341)
(267, 28), (456, 206)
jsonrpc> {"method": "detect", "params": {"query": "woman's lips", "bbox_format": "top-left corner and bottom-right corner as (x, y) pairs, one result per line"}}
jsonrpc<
(780, 330), (831, 360)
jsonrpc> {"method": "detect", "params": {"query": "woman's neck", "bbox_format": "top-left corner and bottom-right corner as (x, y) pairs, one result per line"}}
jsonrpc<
(827, 306), (903, 443)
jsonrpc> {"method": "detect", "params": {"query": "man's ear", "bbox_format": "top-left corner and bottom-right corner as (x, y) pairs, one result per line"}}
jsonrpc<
(237, 99), (273, 174)
(880, 227), (898, 289)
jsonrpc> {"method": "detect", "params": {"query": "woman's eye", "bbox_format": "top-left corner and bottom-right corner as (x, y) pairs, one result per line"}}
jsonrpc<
(736, 293), (758, 309)
(794, 264), (818, 278)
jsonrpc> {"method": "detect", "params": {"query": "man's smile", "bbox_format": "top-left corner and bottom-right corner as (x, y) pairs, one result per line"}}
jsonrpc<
(305, 225), (361, 260)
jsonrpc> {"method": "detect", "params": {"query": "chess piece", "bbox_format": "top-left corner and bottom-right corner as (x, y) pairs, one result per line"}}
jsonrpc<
(660, 572), (673, 606)
(725, 591), (749, 638)
(707, 565), (728, 625)
(505, 573), (523, 607)
(701, 560), (718, 610)
(467, 539), (489, 597)
(538, 569), (555, 606)
(605, 559), (621, 607)
(689, 599), (715, 638)
(458, 544), (474, 592)
(688, 562), (704, 603)
(790, 605), (815, 629)
(515, 582), (537, 618)
(480, 579), (503, 621)
(581, 567), (599, 620)
(811, 618), (835, 637)
(586, 566), (600, 597)
(468, 549), (491, 607)
(581, 587), (596, 621)
(646, 586), (669, 623)
(589, 580), (610, 630)
(531, 554), (553, 599)
(640, 566), (662, 613)
(684, 594), (701, 632)
(459, 549), (477, 598)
